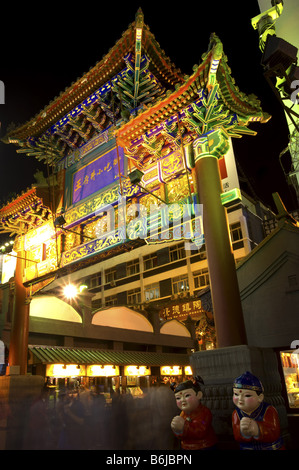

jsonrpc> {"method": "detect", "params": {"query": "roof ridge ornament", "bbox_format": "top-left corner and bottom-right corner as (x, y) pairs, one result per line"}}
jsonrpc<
(206, 33), (223, 91)
(135, 8), (144, 29)
(134, 8), (145, 108)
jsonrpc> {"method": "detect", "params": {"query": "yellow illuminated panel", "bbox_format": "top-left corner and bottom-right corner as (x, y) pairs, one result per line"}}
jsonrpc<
(281, 351), (299, 408)
(46, 364), (86, 378)
(184, 366), (193, 376)
(1, 252), (17, 284)
(24, 222), (55, 250)
(87, 365), (119, 377)
(160, 366), (182, 376)
(124, 365), (151, 376)
(136, 28), (142, 41)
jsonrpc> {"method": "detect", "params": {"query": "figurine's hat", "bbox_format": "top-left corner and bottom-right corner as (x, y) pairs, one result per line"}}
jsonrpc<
(233, 371), (264, 393)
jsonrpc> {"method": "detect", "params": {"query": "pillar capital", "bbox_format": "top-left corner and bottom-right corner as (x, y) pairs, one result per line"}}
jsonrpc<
(193, 127), (230, 163)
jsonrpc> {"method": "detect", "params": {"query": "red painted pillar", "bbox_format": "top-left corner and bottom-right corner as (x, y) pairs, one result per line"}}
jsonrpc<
(7, 244), (30, 375)
(193, 128), (247, 348)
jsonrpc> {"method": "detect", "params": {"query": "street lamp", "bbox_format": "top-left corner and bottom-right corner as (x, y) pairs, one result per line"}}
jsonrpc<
(63, 284), (78, 300)
(62, 282), (88, 300)
(0, 240), (14, 253)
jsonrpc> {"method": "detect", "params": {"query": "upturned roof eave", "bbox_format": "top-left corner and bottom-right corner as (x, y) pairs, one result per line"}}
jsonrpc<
(5, 13), (184, 143)
(116, 40), (270, 148)
(0, 187), (38, 219)
(5, 26), (136, 142)
(116, 52), (212, 147)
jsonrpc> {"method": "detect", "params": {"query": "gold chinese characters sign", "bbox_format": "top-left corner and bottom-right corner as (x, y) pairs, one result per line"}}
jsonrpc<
(160, 299), (205, 322)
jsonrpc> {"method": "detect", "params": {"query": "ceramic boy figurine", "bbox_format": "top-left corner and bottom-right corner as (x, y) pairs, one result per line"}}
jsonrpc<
(232, 371), (285, 450)
(171, 376), (217, 450)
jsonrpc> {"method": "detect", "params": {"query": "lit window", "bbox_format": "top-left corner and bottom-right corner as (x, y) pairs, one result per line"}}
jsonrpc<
(127, 259), (140, 276)
(128, 288), (141, 304)
(190, 243), (207, 259)
(143, 254), (158, 270)
(169, 242), (186, 262)
(145, 283), (160, 301)
(105, 295), (117, 307)
(193, 268), (210, 289)
(172, 275), (189, 294)
(229, 222), (244, 250)
(89, 273), (101, 288)
(105, 268), (116, 284)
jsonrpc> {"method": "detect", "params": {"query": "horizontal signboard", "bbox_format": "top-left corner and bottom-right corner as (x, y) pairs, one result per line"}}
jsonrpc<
(72, 146), (124, 204)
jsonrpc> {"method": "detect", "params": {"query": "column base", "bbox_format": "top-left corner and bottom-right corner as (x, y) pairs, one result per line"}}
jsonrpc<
(190, 345), (289, 449)
(0, 375), (44, 450)
(5, 365), (20, 375)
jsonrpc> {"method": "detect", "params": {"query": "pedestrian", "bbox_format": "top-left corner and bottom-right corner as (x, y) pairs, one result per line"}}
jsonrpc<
(57, 389), (87, 449)
(149, 385), (179, 450)
(23, 386), (52, 450)
(88, 391), (107, 449)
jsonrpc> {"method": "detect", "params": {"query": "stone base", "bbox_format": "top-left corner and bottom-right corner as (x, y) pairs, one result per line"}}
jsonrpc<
(190, 345), (289, 449)
(0, 375), (44, 450)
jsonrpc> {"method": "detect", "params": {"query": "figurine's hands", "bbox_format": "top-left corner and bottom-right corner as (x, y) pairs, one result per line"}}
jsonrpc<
(240, 417), (259, 437)
(171, 416), (185, 434)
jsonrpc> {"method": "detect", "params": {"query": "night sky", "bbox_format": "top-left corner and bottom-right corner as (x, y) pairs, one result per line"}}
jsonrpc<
(0, 1), (296, 212)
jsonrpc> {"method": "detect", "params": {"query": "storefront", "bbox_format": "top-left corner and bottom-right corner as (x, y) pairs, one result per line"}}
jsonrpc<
(280, 349), (299, 410)
(160, 365), (193, 386)
(28, 345), (192, 402)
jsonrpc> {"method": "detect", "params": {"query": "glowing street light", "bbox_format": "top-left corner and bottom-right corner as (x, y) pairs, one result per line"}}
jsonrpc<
(63, 284), (78, 300)
(63, 283), (88, 300)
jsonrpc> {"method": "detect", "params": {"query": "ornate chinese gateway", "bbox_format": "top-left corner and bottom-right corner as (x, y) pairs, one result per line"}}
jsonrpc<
(1, 9), (270, 368)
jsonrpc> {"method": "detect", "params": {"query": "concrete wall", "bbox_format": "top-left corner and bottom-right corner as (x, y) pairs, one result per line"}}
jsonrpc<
(237, 223), (299, 348)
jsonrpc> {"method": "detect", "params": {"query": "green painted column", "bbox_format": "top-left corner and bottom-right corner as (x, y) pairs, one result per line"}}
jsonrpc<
(193, 128), (247, 348)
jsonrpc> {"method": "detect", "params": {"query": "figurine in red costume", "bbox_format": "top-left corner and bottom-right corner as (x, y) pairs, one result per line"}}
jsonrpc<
(232, 371), (285, 450)
(170, 376), (217, 450)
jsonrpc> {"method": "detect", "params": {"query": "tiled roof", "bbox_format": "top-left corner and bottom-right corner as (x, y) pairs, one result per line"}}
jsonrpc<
(5, 10), (183, 143)
(29, 345), (191, 366)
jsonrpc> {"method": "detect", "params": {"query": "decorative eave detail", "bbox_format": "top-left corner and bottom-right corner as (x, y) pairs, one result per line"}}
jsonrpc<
(0, 188), (39, 219)
(117, 55), (212, 148)
(117, 34), (271, 150)
(4, 9), (184, 143)
(0, 187), (53, 236)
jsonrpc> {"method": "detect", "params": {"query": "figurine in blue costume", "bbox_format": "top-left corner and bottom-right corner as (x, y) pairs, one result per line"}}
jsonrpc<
(232, 371), (285, 450)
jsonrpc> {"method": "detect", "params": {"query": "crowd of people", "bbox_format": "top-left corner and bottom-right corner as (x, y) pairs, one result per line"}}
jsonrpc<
(21, 383), (180, 450)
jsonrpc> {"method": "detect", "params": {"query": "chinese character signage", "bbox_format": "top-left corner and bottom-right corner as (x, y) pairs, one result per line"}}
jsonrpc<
(161, 299), (205, 322)
(72, 146), (124, 204)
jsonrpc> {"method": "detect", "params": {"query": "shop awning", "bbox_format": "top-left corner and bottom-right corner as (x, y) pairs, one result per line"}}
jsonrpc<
(28, 345), (191, 367)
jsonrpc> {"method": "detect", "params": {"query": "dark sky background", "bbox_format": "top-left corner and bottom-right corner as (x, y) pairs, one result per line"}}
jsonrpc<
(0, 1), (296, 212)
